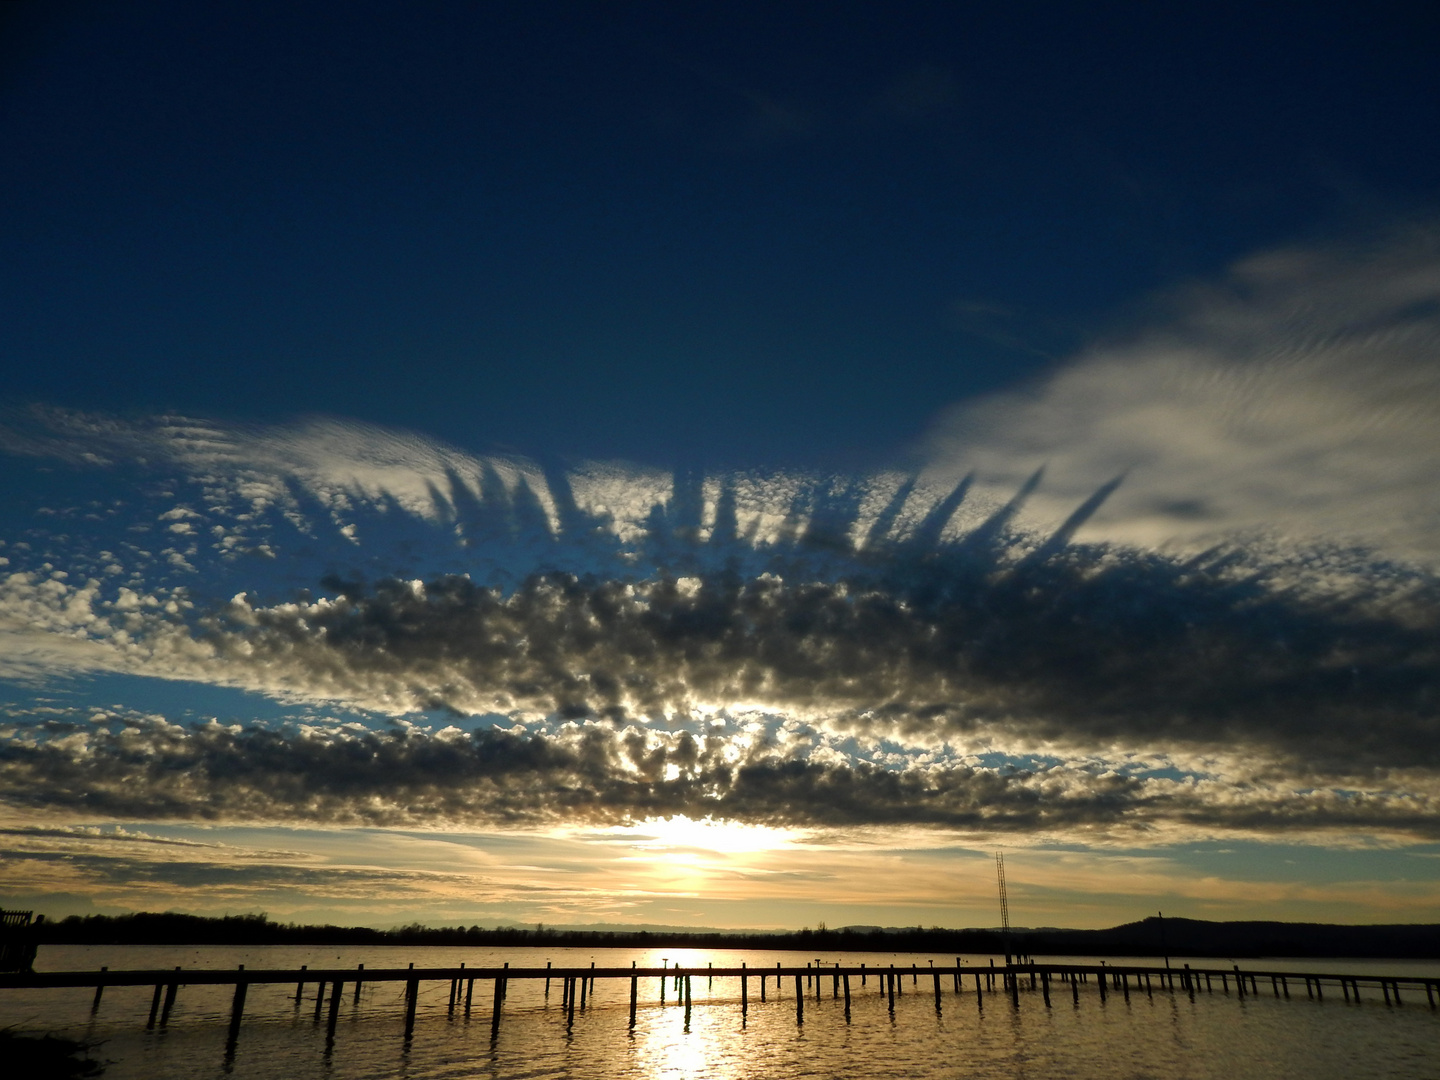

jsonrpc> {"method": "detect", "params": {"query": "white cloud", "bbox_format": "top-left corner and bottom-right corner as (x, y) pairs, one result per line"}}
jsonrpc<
(921, 226), (1440, 563)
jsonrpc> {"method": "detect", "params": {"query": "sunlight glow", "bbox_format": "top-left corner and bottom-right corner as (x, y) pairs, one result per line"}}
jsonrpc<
(579, 816), (805, 855)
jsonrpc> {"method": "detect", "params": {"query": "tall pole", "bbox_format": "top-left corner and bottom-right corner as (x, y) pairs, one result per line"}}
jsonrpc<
(995, 852), (1011, 967)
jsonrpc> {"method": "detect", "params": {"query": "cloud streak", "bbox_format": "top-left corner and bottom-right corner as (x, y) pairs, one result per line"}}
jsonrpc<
(923, 226), (1440, 562)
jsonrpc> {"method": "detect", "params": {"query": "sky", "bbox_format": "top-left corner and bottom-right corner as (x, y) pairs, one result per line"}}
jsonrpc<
(1, 0), (1438, 932)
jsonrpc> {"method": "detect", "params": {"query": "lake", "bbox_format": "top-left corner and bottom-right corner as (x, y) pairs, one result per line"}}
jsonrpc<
(4, 945), (1438, 1079)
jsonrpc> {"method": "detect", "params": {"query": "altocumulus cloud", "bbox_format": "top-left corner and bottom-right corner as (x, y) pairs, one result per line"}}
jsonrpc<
(0, 228), (1437, 845)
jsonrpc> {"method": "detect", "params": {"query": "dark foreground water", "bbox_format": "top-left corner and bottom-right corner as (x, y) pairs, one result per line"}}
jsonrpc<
(5, 946), (1438, 1079)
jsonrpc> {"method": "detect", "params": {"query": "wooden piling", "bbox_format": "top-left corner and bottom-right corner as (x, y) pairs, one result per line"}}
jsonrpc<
(326, 981), (342, 1041)
(954, 958), (962, 994)
(1235, 966), (1246, 1000)
(90, 967), (107, 1014)
(1097, 968), (1106, 1003)
(1010, 965), (1019, 1009)
(795, 975), (803, 1024)
(566, 978), (576, 1028)
(295, 964), (307, 1004)
(1071, 973), (1078, 1005)
(354, 964), (363, 1004)
(933, 970), (942, 1013)
(887, 969), (895, 1014)
(629, 975), (638, 1029)
(975, 971), (984, 1009)
(491, 975), (504, 1037)
(146, 983), (162, 1028)
(1042, 971), (1050, 1008)
(579, 971), (587, 1011)
(843, 973), (851, 1021)
(1121, 972), (1129, 1003)
(545, 961), (551, 997)
(404, 978), (418, 1041)
(313, 979), (326, 1022)
(448, 977), (457, 1016)
(685, 974), (692, 1027)
(226, 978), (248, 1050)
(160, 970), (179, 1027)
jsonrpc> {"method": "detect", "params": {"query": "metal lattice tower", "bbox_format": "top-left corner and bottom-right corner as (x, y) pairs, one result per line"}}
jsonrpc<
(994, 852), (1010, 934)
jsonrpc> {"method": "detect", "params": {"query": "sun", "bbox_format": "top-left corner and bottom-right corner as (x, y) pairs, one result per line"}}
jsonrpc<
(582, 815), (804, 856)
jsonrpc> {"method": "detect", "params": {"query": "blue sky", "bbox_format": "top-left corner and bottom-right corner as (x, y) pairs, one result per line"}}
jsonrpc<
(1, 1), (1438, 930)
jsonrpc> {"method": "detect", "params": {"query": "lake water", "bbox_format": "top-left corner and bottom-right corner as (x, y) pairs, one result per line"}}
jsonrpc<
(5, 945), (1438, 1079)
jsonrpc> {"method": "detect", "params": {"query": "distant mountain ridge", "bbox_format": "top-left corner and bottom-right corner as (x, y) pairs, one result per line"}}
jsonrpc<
(29, 912), (1440, 959)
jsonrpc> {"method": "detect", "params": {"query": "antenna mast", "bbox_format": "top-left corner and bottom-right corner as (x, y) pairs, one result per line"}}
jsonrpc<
(995, 851), (1011, 965)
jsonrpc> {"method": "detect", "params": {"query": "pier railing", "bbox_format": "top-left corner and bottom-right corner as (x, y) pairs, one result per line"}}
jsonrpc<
(2, 959), (1435, 1052)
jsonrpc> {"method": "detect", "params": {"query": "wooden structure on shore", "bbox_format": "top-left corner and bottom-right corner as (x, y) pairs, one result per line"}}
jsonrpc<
(2, 959), (1435, 1053)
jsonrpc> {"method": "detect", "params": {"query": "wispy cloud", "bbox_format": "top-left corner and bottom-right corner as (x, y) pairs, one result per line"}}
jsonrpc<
(922, 226), (1440, 563)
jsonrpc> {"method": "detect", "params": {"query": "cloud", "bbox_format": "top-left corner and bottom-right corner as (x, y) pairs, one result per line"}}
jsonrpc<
(2, 231), (1439, 851)
(2, 711), (1436, 843)
(922, 225), (1440, 563)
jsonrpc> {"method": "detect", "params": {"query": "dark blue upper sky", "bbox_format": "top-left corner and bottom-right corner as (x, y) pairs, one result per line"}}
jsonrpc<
(3, 0), (1437, 470)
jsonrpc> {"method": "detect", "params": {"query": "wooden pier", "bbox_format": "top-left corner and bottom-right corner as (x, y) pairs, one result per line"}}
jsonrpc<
(2, 959), (1435, 1051)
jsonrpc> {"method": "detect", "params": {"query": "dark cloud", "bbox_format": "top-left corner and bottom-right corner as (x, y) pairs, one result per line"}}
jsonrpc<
(196, 528), (1440, 777)
(2, 714), (1435, 840)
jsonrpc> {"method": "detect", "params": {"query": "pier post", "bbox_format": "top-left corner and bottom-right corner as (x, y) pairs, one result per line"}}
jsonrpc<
(560, 974), (568, 1011)
(314, 980), (326, 1022)
(146, 983), (162, 1028)
(629, 975), (639, 1029)
(1281, 975), (1288, 999)
(580, 971), (587, 1011)
(1393, 980), (1402, 1005)
(448, 978), (457, 1016)
(1010, 965), (1019, 1009)
(1383, 981), (1392, 1006)
(933, 970), (942, 1013)
(1426, 982), (1435, 1008)
(567, 978), (576, 1029)
(545, 961), (551, 997)
(683, 975), (691, 1027)
(1041, 971), (1050, 1008)
(326, 981), (343, 1042)
(1097, 969), (1106, 1003)
(887, 969), (895, 1015)
(955, 958), (962, 994)
(1235, 966), (1245, 1000)
(843, 973), (851, 1021)
(1121, 973), (1129, 1003)
(709, 962), (713, 990)
(489, 975), (503, 1037)
(1071, 973), (1078, 1006)
(833, 968), (839, 998)
(975, 972), (984, 1009)
(91, 967), (107, 1014)
(295, 964), (307, 1005)
(861, 963), (866, 987)
(405, 978), (418, 1041)
(160, 969), (180, 1027)
(795, 975), (803, 1024)
(226, 967), (247, 1052)
(355, 964), (364, 1004)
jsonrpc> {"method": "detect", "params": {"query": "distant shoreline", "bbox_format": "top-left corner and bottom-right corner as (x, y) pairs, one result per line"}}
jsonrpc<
(28, 912), (1440, 960)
